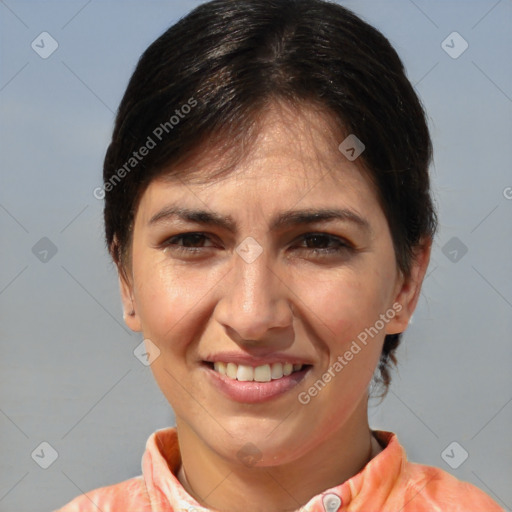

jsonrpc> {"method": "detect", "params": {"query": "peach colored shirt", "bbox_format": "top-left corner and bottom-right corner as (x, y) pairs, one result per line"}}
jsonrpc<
(55, 428), (503, 511)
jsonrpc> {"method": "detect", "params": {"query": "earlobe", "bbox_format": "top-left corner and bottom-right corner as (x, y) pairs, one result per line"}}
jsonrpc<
(111, 235), (142, 332)
(385, 239), (432, 335)
(118, 269), (142, 332)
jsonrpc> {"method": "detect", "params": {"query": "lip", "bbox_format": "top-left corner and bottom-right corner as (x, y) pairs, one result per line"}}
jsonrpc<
(203, 351), (312, 366)
(202, 362), (312, 404)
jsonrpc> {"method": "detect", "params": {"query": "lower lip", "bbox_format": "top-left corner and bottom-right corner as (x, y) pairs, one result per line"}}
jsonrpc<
(203, 364), (311, 404)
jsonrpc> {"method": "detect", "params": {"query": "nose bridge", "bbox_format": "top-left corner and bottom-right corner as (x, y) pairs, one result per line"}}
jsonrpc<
(219, 241), (292, 341)
(236, 248), (273, 313)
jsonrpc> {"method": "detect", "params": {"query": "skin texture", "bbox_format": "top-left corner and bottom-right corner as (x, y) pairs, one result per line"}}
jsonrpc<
(118, 103), (431, 512)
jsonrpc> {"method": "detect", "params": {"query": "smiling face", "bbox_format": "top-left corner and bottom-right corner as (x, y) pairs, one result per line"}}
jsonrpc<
(119, 102), (428, 468)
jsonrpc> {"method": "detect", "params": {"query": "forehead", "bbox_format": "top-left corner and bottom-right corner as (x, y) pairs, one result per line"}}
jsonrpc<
(156, 101), (375, 194)
(133, 102), (389, 241)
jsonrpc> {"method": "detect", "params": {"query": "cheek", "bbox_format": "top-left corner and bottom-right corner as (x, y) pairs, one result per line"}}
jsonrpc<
(133, 265), (212, 404)
(298, 266), (391, 345)
(133, 257), (229, 359)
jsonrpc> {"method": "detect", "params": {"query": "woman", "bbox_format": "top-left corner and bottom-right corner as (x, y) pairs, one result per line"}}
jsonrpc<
(56, 0), (503, 510)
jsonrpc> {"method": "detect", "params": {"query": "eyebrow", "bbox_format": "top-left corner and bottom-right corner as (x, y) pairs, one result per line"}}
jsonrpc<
(148, 206), (372, 235)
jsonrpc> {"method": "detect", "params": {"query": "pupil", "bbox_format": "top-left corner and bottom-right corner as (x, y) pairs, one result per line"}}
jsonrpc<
(308, 235), (327, 248)
(185, 234), (203, 247)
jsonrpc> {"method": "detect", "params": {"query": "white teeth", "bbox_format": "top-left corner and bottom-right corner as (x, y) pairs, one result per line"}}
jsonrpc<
(236, 364), (254, 381)
(214, 361), (226, 375)
(254, 364), (271, 382)
(226, 362), (238, 379)
(211, 361), (304, 381)
(271, 362), (283, 379)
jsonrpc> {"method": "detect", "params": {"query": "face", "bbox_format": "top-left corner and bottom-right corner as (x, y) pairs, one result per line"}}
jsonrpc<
(120, 104), (428, 466)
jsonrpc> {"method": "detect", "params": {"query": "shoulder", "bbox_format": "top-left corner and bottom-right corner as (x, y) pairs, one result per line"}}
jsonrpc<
(369, 431), (503, 511)
(53, 475), (153, 512)
(402, 461), (504, 511)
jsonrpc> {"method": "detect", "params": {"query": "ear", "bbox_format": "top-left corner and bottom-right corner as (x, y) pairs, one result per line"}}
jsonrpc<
(385, 237), (432, 335)
(111, 237), (142, 333)
(118, 266), (143, 332)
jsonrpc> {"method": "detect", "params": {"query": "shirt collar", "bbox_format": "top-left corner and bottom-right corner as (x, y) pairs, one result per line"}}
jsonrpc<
(141, 427), (405, 511)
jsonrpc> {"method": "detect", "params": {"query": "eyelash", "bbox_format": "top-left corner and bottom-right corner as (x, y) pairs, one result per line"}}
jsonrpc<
(161, 232), (353, 257)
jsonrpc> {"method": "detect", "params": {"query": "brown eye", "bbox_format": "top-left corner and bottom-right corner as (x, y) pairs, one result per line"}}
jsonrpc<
(296, 233), (353, 255)
(172, 233), (209, 247)
(162, 232), (216, 255)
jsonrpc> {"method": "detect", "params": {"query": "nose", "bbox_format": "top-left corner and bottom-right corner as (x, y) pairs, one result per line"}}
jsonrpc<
(214, 246), (294, 347)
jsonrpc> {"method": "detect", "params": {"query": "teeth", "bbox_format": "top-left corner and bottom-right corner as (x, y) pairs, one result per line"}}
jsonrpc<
(283, 363), (293, 376)
(214, 361), (226, 375)
(271, 362), (283, 379)
(237, 365), (254, 381)
(226, 362), (237, 379)
(211, 361), (304, 381)
(254, 364), (271, 382)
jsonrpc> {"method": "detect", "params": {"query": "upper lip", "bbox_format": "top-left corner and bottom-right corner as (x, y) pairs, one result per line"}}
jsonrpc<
(203, 352), (313, 366)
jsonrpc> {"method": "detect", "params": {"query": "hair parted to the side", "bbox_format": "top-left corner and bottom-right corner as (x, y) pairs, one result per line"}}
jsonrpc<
(103, 0), (438, 396)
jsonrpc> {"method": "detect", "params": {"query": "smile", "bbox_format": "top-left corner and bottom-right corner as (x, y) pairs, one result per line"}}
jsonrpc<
(203, 360), (312, 403)
(212, 362), (304, 382)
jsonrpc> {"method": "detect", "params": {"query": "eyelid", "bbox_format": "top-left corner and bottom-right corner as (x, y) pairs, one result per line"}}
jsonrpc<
(160, 231), (351, 245)
(298, 232), (353, 246)
(162, 232), (218, 248)
(160, 231), (355, 257)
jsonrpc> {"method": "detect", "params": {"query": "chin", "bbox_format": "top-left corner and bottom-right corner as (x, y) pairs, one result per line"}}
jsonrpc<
(207, 418), (316, 468)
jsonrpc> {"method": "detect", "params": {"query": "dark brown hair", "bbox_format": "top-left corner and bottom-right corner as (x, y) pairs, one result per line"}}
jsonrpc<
(102, 0), (438, 394)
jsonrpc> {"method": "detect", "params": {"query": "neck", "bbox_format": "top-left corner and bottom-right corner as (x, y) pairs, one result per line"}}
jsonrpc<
(176, 398), (381, 512)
